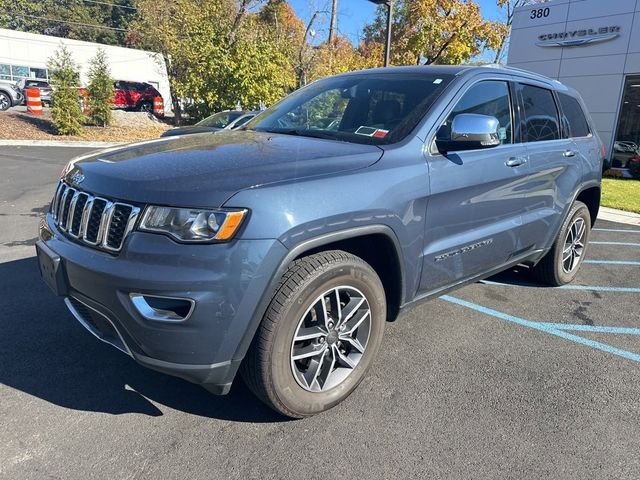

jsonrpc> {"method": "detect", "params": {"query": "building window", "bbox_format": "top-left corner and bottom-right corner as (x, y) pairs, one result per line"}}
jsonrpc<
(10, 65), (29, 81)
(0, 64), (10, 81)
(30, 67), (49, 80)
(613, 75), (640, 169)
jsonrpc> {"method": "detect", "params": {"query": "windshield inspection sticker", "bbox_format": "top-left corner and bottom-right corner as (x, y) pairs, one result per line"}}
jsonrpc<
(373, 129), (389, 138)
(433, 78), (443, 84)
(355, 126), (389, 138)
(355, 126), (377, 136)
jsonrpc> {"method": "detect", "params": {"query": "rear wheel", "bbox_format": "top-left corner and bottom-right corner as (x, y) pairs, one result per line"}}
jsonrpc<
(533, 200), (591, 286)
(241, 250), (386, 418)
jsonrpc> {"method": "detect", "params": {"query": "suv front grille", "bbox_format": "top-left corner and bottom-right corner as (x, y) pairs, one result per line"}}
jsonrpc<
(51, 181), (140, 252)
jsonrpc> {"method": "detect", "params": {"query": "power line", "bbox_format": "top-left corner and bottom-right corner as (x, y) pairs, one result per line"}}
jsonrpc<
(12, 13), (129, 32)
(82, 0), (136, 11)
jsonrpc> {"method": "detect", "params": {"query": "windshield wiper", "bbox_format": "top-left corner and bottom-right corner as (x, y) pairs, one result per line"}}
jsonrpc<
(258, 128), (339, 140)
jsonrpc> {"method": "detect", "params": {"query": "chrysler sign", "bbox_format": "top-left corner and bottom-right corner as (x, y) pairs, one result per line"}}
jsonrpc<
(536, 26), (621, 47)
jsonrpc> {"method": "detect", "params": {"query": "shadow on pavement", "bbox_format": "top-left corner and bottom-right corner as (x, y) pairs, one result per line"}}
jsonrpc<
(0, 256), (287, 423)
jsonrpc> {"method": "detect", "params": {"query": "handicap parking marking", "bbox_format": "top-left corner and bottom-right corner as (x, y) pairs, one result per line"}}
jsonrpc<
(479, 279), (640, 293)
(441, 295), (640, 364)
(583, 260), (640, 266)
(593, 228), (640, 234)
(591, 241), (640, 247)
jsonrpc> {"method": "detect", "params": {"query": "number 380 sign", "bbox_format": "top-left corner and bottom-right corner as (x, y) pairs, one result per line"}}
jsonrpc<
(530, 7), (550, 19)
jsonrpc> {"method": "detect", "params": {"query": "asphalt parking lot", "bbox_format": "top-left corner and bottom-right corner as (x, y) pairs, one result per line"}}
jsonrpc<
(1, 146), (639, 479)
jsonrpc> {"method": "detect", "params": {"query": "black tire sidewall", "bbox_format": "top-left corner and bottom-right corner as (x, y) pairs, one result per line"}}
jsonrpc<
(552, 202), (591, 284)
(269, 260), (386, 417)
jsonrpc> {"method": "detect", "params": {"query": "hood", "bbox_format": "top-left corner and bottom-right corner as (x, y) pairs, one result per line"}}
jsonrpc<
(161, 126), (221, 137)
(64, 130), (383, 207)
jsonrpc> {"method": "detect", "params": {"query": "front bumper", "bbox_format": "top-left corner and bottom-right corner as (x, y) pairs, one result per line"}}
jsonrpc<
(38, 214), (287, 394)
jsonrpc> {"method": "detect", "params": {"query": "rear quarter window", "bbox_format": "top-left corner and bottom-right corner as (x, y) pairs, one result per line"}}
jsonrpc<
(558, 93), (590, 138)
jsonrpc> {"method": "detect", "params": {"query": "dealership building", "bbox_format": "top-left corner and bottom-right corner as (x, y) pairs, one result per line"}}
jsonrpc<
(0, 28), (171, 110)
(508, 0), (640, 170)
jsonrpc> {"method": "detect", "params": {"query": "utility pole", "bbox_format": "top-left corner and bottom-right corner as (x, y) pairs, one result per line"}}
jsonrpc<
(367, 0), (393, 67)
(298, 10), (320, 88)
(328, 0), (338, 45)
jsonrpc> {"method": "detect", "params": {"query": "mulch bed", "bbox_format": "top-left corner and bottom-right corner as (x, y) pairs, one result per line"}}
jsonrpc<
(0, 110), (171, 143)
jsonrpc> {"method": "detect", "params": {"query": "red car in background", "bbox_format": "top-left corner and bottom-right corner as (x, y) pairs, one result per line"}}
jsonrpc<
(113, 80), (162, 112)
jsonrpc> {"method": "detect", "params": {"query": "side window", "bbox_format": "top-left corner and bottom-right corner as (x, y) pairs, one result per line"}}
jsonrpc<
(558, 93), (590, 138)
(445, 81), (513, 145)
(519, 84), (560, 142)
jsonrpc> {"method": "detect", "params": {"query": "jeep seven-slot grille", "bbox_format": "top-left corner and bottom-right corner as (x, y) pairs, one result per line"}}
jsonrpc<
(51, 181), (140, 253)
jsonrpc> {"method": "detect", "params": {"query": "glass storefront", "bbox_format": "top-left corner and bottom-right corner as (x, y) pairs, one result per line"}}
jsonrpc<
(0, 63), (49, 82)
(612, 75), (640, 169)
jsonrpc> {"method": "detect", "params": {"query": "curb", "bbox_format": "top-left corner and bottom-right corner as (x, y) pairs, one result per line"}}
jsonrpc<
(0, 139), (123, 148)
(598, 207), (640, 226)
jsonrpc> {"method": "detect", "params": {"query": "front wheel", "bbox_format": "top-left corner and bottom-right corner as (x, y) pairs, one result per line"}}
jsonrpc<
(533, 200), (591, 286)
(241, 250), (386, 418)
(0, 92), (10, 111)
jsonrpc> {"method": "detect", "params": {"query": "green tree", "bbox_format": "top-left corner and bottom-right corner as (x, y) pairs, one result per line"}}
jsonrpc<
(130, 0), (296, 123)
(87, 48), (114, 127)
(363, 0), (507, 66)
(0, 0), (136, 46)
(48, 44), (84, 135)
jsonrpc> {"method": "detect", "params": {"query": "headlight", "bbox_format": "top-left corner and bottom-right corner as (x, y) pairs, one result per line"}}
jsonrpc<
(139, 206), (248, 242)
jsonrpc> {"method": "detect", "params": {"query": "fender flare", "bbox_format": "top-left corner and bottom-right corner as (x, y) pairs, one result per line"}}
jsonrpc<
(231, 224), (406, 364)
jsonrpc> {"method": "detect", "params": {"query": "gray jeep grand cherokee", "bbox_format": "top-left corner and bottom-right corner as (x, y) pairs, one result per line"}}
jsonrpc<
(37, 66), (603, 417)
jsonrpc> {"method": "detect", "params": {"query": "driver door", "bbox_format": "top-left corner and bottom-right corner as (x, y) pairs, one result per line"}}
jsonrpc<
(420, 79), (531, 293)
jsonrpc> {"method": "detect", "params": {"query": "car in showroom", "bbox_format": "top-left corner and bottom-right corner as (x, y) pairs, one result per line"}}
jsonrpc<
(161, 110), (259, 138)
(113, 80), (162, 112)
(37, 65), (603, 417)
(0, 79), (23, 111)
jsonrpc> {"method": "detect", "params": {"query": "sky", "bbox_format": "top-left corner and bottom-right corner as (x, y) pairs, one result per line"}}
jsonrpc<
(287, 0), (505, 46)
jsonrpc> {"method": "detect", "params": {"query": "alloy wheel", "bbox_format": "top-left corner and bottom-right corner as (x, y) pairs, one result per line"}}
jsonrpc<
(0, 93), (9, 111)
(290, 286), (371, 392)
(562, 217), (586, 273)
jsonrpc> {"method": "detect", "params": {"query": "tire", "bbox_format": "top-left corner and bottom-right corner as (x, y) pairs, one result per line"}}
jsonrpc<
(241, 250), (386, 418)
(138, 101), (152, 113)
(533, 200), (591, 286)
(0, 92), (10, 111)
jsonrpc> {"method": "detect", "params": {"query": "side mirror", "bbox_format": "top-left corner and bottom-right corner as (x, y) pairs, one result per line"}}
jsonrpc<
(436, 113), (501, 154)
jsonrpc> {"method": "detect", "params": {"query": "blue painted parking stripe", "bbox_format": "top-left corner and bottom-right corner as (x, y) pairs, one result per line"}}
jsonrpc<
(591, 241), (640, 247)
(584, 260), (640, 266)
(593, 228), (640, 234)
(479, 279), (640, 293)
(536, 323), (640, 335)
(441, 295), (640, 363)
(559, 285), (640, 292)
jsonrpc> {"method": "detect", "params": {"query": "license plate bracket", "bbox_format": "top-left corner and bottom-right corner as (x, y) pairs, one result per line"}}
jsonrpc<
(36, 241), (68, 296)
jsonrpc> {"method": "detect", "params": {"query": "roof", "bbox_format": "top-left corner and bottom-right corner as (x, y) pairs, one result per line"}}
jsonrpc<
(340, 64), (563, 85)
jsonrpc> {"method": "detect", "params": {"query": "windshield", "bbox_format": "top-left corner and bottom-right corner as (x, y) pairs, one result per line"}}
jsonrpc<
(197, 111), (244, 128)
(247, 73), (453, 144)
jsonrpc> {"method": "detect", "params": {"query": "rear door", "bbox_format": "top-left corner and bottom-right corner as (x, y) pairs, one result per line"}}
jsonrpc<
(516, 82), (581, 250)
(557, 92), (600, 179)
(421, 78), (530, 293)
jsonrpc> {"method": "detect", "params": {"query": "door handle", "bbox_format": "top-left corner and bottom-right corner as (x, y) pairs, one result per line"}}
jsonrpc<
(563, 150), (576, 157)
(505, 157), (527, 167)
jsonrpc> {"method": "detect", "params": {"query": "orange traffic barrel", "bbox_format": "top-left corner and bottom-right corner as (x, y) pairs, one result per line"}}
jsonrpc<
(26, 87), (43, 115)
(153, 96), (164, 118)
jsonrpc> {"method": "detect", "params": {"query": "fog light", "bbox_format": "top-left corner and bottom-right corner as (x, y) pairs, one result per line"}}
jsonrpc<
(130, 294), (195, 322)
